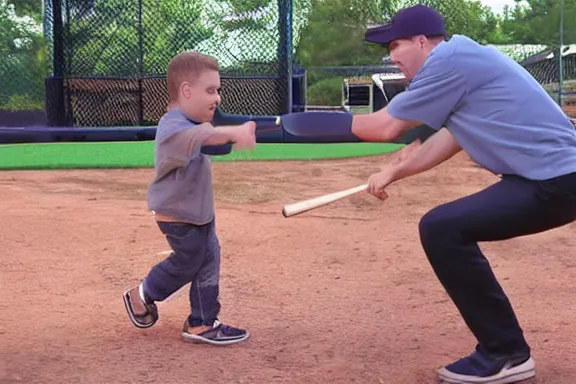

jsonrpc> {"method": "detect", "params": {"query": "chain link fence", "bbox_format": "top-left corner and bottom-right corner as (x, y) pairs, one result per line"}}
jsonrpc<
(0, 1), (47, 126)
(1, 0), (575, 128)
(40, 0), (299, 126)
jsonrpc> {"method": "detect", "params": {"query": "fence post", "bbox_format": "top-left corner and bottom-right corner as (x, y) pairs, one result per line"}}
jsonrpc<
(278, 0), (293, 114)
(138, 0), (144, 125)
(558, 0), (565, 107)
(45, 0), (67, 126)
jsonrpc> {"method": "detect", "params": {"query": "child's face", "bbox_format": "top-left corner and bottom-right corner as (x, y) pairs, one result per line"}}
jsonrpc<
(179, 69), (222, 123)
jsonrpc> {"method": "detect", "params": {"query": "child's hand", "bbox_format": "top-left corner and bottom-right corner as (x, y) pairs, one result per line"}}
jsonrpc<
(232, 121), (257, 150)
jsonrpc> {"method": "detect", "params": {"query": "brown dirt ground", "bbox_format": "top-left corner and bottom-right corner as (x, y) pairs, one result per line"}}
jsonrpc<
(1, 152), (576, 384)
(563, 104), (576, 119)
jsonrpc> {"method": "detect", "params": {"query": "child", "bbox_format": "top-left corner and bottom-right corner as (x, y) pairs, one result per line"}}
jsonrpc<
(122, 51), (256, 345)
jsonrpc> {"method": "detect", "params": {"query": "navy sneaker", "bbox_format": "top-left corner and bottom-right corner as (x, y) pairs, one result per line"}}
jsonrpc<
(182, 319), (249, 346)
(438, 345), (535, 384)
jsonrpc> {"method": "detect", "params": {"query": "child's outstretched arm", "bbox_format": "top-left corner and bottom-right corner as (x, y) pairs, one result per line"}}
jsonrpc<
(162, 121), (255, 157)
(154, 121), (256, 179)
(203, 122), (256, 149)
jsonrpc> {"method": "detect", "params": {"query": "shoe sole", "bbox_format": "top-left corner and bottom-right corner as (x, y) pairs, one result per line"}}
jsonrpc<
(438, 356), (535, 384)
(182, 331), (250, 346)
(122, 290), (157, 329)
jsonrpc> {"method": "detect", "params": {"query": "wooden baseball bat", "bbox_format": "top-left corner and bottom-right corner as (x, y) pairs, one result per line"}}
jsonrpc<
(282, 183), (368, 217)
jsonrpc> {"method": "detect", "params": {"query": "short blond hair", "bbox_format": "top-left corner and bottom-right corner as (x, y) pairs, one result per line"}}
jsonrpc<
(167, 51), (220, 103)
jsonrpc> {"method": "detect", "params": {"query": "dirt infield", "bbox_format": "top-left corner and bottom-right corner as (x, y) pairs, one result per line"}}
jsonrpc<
(1, 152), (575, 384)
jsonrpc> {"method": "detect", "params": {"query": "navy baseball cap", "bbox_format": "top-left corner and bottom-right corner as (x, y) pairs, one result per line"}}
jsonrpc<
(365, 4), (447, 46)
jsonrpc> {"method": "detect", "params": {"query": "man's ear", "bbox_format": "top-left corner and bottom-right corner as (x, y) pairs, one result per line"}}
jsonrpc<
(410, 35), (425, 47)
(419, 35), (426, 48)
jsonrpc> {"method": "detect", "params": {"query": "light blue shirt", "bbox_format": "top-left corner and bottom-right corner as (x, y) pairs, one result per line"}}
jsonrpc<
(387, 34), (576, 180)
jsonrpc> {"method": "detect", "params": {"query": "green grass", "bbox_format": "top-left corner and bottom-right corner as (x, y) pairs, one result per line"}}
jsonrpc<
(0, 141), (404, 170)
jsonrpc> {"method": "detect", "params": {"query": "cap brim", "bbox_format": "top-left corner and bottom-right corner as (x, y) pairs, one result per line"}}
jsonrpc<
(364, 23), (396, 45)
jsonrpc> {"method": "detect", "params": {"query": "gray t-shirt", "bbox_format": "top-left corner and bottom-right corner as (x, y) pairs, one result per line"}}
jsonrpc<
(147, 109), (217, 224)
(387, 34), (576, 180)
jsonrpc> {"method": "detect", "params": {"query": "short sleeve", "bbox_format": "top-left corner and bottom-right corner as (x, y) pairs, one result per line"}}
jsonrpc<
(155, 112), (216, 178)
(386, 57), (467, 130)
(161, 123), (216, 159)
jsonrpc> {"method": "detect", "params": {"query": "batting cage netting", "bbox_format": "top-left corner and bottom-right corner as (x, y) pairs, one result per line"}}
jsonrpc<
(1, 0), (575, 128)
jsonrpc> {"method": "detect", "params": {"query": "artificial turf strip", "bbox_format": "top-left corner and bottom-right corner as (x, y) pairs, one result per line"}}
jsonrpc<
(0, 141), (405, 170)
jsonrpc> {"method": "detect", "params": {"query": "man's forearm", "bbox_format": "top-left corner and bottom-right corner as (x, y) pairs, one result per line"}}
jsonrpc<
(351, 109), (421, 142)
(390, 127), (461, 182)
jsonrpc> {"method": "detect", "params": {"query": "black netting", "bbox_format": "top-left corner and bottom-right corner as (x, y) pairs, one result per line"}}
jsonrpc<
(59, 76), (289, 127)
(39, 0), (293, 126)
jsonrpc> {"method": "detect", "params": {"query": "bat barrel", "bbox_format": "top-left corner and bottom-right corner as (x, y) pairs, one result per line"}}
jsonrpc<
(277, 111), (361, 143)
(282, 183), (368, 218)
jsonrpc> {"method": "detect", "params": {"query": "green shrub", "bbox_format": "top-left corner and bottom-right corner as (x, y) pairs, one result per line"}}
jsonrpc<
(2, 94), (44, 111)
(306, 77), (342, 106)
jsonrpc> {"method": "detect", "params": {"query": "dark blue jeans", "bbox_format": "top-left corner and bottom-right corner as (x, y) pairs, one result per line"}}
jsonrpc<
(143, 220), (221, 327)
(419, 172), (576, 356)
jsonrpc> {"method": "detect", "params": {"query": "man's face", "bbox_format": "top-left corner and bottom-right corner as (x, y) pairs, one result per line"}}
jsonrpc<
(388, 37), (427, 80)
(181, 70), (222, 123)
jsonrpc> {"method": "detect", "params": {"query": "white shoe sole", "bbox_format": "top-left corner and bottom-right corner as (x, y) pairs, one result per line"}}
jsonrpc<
(438, 357), (535, 384)
(182, 331), (250, 346)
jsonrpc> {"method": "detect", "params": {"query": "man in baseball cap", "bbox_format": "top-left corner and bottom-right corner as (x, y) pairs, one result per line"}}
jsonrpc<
(364, 4), (447, 80)
(348, 4), (576, 384)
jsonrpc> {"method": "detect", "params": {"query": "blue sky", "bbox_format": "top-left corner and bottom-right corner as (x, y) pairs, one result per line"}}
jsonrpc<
(480, 0), (527, 14)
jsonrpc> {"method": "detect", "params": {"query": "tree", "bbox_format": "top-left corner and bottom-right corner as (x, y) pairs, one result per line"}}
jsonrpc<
(295, 0), (390, 68)
(64, 0), (213, 76)
(293, 0), (515, 106)
(295, 0), (506, 68)
(5, 0), (41, 22)
(500, 0), (576, 46)
(0, 0), (46, 110)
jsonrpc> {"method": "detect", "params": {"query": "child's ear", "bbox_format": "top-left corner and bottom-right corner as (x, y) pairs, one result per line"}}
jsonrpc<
(181, 82), (192, 99)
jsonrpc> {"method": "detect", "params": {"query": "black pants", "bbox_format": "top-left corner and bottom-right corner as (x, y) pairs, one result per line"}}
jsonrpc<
(419, 172), (576, 355)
